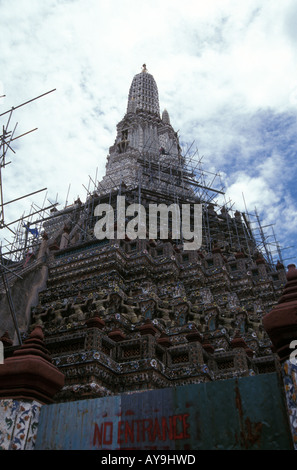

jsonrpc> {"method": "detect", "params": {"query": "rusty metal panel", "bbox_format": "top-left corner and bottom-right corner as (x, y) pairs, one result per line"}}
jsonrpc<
(34, 372), (293, 450)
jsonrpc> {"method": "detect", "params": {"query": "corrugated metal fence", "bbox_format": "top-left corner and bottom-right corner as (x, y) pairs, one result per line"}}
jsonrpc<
(35, 372), (293, 450)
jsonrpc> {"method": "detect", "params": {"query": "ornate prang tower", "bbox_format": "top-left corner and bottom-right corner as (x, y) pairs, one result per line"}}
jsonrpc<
(0, 65), (287, 403)
(100, 63), (188, 198)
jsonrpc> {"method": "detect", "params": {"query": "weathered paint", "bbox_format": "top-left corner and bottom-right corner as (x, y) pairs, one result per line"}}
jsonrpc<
(34, 372), (293, 450)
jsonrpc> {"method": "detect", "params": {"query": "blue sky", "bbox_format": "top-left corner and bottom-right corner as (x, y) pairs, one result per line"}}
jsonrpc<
(1, 0), (297, 266)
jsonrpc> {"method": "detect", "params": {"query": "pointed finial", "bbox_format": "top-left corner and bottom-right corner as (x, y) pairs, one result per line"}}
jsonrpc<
(162, 109), (170, 125)
(142, 64), (147, 73)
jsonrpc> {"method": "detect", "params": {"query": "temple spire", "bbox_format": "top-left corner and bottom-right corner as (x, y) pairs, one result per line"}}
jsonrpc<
(100, 66), (181, 192)
(127, 64), (160, 115)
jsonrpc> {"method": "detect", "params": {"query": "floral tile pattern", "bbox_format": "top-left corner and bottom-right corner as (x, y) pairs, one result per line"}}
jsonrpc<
(0, 399), (42, 450)
(281, 360), (297, 449)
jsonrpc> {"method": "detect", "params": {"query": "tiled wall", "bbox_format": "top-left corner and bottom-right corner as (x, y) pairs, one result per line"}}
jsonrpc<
(281, 360), (297, 449)
(0, 399), (42, 450)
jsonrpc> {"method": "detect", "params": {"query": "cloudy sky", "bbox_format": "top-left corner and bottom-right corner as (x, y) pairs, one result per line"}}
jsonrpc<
(1, 0), (297, 266)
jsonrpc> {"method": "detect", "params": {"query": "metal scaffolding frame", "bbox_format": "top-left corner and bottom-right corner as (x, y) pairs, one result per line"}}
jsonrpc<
(0, 89), (56, 344)
(0, 114), (288, 276)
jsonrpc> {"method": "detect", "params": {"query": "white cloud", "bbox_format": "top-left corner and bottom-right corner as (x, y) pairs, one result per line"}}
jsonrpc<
(0, 0), (297, 265)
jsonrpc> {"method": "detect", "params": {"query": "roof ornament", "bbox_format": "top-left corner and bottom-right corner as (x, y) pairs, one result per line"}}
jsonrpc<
(142, 63), (148, 73)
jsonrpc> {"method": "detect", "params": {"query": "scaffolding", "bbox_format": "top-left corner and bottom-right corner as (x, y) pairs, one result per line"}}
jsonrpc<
(0, 89), (57, 343)
(0, 116), (287, 276)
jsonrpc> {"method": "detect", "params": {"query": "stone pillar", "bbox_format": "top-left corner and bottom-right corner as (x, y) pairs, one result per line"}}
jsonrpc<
(60, 226), (70, 250)
(0, 326), (65, 449)
(263, 264), (297, 448)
